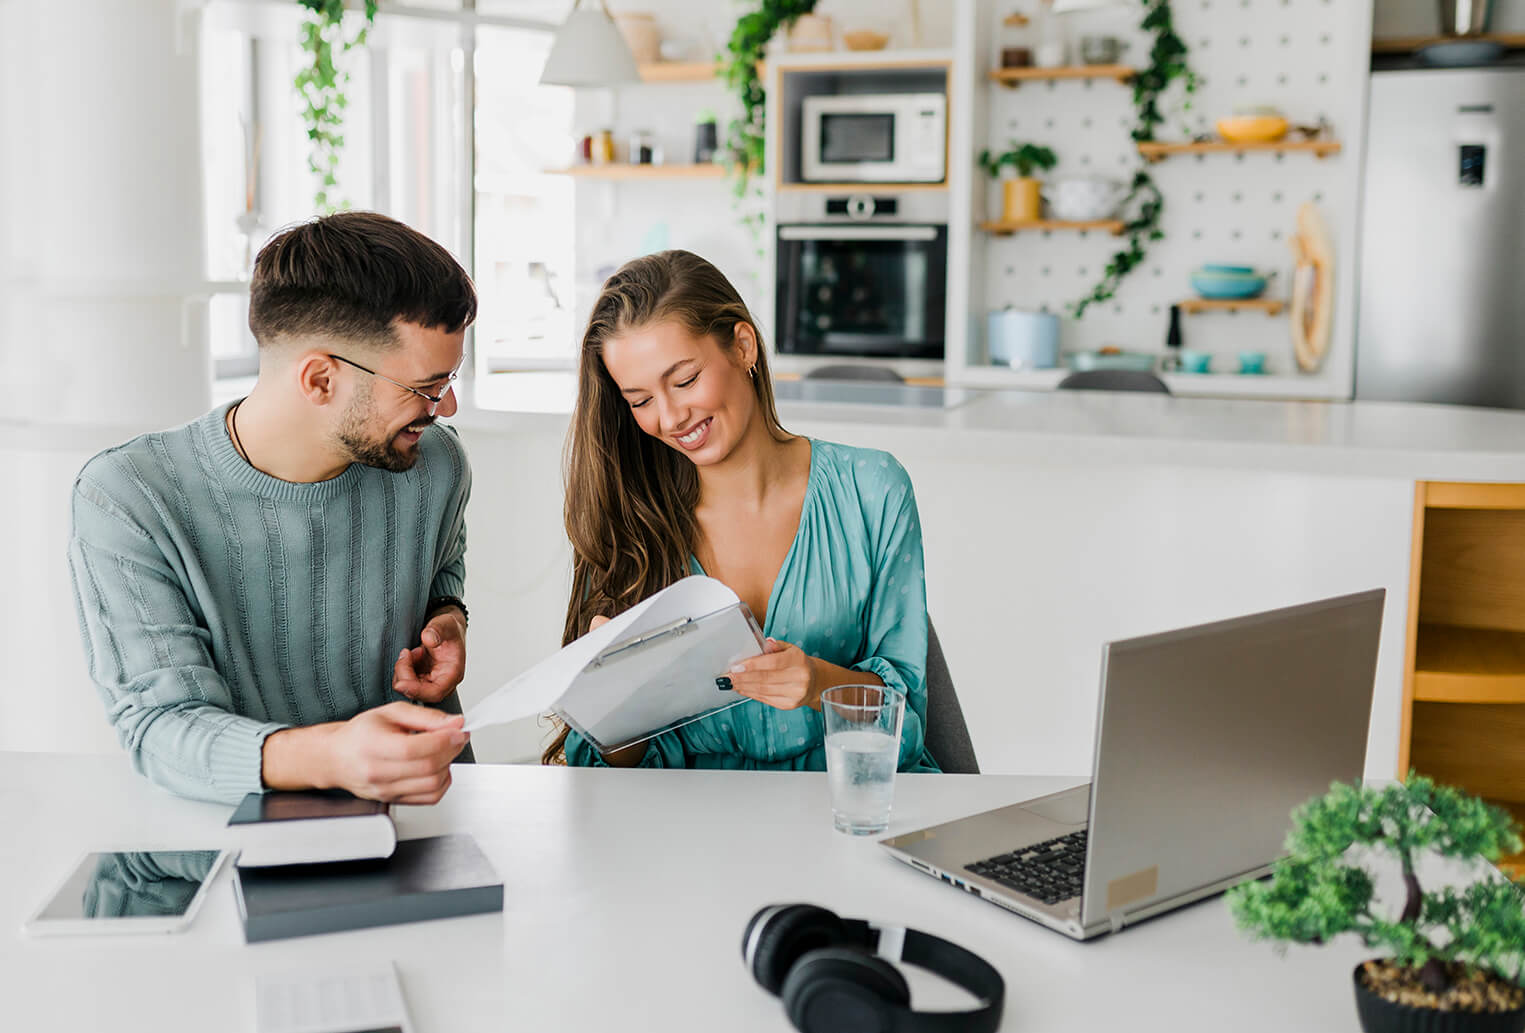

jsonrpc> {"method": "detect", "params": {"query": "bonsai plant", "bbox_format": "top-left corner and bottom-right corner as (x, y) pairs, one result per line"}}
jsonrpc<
(1228, 775), (1525, 1032)
(977, 142), (1057, 224)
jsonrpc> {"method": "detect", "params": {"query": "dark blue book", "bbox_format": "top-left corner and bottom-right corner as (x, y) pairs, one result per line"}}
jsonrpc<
(232, 833), (502, 943)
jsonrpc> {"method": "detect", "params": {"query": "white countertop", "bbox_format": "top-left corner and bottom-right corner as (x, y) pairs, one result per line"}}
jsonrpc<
(452, 373), (1525, 482)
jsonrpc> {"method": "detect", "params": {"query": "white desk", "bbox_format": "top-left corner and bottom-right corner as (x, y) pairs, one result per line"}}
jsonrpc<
(3, 752), (1374, 1031)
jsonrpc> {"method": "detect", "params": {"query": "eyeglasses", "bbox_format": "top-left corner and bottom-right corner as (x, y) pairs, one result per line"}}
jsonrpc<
(328, 354), (459, 411)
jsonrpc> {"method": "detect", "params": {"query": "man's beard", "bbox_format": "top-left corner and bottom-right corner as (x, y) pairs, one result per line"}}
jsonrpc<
(336, 394), (431, 472)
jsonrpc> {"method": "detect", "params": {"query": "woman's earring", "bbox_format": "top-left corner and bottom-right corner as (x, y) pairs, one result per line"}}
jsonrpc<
(747, 365), (756, 380)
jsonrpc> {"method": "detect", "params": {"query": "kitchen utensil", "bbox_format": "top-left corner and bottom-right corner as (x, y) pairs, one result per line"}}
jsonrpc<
(1215, 114), (1290, 144)
(987, 309), (1060, 369)
(1289, 202), (1333, 373)
(842, 29), (890, 51)
(1177, 349), (1212, 374)
(1067, 350), (1156, 373)
(1079, 34), (1124, 64)
(612, 12), (662, 64)
(1190, 267), (1268, 299)
(1043, 176), (1127, 221)
(1439, 0), (1494, 37)
(788, 14), (834, 51)
(1417, 39), (1506, 65)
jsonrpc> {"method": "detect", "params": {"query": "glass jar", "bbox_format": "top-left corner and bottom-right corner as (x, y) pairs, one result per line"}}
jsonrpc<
(630, 129), (661, 166)
(593, 128), (615, 165)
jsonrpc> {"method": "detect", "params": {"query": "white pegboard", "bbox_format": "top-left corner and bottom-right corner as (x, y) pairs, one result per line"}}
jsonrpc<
(968, 0), (1372, 388)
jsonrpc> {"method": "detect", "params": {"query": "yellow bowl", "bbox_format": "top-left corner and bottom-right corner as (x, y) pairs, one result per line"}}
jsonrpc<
(1215, 114), (1289, 144)
(842, 30), (890, 51)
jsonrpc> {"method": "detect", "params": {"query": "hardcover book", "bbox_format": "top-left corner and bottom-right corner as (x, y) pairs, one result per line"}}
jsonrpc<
(228, 789), (396, 868)
(232, 833), (502, 944)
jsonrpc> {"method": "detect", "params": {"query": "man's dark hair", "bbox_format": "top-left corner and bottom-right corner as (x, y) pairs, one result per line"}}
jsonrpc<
(249, 211), (477, 350)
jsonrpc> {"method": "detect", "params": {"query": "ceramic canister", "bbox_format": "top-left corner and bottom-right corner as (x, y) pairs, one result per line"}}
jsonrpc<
(988, 309), (1060, 369)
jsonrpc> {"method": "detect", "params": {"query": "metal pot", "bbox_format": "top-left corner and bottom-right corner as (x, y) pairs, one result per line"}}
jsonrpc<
(1438, 0), (1494, 37)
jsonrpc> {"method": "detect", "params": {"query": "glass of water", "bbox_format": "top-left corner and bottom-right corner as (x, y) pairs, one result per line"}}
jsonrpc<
(821, 684), (906, 835)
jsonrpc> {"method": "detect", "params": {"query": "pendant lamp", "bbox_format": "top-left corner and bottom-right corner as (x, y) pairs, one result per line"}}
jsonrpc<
(539, 0), (639, 87)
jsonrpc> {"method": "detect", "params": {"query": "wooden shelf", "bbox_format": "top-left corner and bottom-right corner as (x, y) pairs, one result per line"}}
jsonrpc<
(1371, 33), (1525, 54)
(637, 61), (723, 82)
(548, 164), (725, 180)
(979, 219), (1125, 236)
(1137, 139), (1342, 162)
(1415, 624), (1525, 704)
(1178, 298), (1285, 316)
(989, 65), (1134, 87)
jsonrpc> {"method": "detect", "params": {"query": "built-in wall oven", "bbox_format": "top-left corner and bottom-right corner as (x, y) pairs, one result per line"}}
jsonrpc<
(774, 192), (947, 361)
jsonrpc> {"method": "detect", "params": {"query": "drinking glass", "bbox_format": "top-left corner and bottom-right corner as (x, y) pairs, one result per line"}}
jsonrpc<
(821, 685), (905, 835)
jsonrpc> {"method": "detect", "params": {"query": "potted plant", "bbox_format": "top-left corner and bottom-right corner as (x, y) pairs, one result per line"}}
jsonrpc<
(1228, 775), (1525, 1033)
(977, 142), (1057, 224)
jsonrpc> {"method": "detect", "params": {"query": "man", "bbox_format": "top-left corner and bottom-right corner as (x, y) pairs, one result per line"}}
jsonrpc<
(68, 211), (476, 805)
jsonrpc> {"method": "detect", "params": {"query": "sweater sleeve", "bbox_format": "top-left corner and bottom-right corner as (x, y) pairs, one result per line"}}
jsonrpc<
(848, 465), (937, 772)
(428, 428), (470, 604)
(68, 480), (286, 803)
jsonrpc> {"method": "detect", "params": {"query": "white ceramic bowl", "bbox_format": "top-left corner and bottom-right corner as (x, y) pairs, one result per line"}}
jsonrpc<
(1044, 177), (1126, 221)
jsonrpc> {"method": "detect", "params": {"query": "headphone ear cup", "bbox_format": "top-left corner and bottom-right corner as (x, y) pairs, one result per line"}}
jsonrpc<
(744, 904), (850, 996)
(780, 948), (911, 1033)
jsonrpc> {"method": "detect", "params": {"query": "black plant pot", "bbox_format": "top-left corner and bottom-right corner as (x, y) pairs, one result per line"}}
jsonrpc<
(1353, 964), (1525, 1033)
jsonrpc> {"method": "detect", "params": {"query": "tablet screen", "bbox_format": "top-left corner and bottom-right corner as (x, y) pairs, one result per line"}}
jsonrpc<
(33, 850), (222, 923)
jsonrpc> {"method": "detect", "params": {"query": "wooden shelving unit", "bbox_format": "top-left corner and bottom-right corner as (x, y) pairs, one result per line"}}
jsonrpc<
(637, 61), (722, 82)
(988, 64), (1134, 88)
(1371, 33), (1525, 54)
(548, 164), (725, 180)
(1137, 139), (1342, 162)
(1178, 298), (1285, 316)
(979, 218), (1125, 236)
(1402, 482), (1525, 880)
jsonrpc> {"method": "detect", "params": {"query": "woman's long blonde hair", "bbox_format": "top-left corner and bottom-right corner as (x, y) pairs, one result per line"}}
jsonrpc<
(542, 250), (791, 763)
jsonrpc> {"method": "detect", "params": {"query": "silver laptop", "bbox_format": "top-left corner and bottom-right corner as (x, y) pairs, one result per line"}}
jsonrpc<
(881, 589), (1385, 941)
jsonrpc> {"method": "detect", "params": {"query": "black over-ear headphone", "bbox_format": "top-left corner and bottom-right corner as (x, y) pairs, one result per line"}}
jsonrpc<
(742, 903), (1005, 1033)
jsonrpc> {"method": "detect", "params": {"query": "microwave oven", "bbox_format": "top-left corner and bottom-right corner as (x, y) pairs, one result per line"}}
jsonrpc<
(800, 93), (946, 183)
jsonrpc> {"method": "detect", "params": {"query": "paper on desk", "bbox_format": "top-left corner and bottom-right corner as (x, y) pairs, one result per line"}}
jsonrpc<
(463, 575), (747, 732)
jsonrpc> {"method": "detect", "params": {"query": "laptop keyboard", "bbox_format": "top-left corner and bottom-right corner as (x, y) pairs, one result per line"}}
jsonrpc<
(965, 830), (1088, 906)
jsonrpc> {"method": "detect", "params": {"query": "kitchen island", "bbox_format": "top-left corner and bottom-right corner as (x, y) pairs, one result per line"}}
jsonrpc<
(449, 377), (1525, 787)
(11, 379), (1525, 803)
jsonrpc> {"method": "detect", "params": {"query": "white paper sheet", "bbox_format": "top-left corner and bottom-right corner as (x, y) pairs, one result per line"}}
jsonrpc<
(462, 576), (753, 734)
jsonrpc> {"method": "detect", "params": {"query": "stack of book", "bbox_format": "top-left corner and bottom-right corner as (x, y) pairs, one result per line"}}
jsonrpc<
(227, 790), (501, 943)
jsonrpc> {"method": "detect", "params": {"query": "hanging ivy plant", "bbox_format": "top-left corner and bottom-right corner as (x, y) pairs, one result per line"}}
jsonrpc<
(1072, 0), (1195, 318)
(295, 0), (378, 213)
(719, 0), (818, 207)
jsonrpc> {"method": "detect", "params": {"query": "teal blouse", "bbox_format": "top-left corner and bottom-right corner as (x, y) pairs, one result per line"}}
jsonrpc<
(564, 439), (939, 772)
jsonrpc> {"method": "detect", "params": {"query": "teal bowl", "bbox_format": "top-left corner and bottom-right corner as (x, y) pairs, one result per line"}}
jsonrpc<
(1191, 269), (1267, 300)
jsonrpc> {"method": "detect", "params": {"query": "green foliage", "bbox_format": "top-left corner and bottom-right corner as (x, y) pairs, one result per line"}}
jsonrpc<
(977, 143), (1058, 180)
(295, 0), (378, 213)
(719, 0), (818, 203)
(1228, 774), (1525, 990)
(1072, 0), (1194, 319)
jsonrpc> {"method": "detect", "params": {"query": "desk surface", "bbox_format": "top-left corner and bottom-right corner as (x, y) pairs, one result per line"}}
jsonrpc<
(3, 752), (1377, 1032)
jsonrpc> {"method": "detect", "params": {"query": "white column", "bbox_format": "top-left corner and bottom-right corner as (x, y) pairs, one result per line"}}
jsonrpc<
(0, 0), (211, 433)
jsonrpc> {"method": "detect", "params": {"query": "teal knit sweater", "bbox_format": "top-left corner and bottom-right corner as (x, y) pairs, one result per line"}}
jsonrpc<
(67, 402), (470, 803)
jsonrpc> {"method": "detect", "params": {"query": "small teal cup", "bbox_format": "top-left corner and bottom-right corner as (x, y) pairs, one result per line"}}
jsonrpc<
(1178, 349), (1211, 373)
(1238, 351), (1266, 375)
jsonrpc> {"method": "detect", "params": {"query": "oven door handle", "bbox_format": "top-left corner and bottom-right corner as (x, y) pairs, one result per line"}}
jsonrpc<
(777, 226), (939, 242)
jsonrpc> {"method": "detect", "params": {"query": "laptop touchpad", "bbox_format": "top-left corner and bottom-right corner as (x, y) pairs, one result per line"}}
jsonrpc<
(1021, 786), (1091, 826)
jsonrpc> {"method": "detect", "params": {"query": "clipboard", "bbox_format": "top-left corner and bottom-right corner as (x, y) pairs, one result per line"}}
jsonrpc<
(555, 601), (766, 753)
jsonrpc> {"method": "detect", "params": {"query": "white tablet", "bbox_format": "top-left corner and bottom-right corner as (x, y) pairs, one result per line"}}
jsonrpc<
(23, 848), (231, 936)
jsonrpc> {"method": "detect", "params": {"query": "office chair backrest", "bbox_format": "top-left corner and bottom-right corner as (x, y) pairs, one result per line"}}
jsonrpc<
(1056, 369), (1170, 394)
(924, 619), (979, 774)
(805, 364), (905, 384)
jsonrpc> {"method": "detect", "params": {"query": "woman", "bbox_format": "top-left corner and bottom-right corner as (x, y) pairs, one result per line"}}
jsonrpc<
(544, 250), (938, 772)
